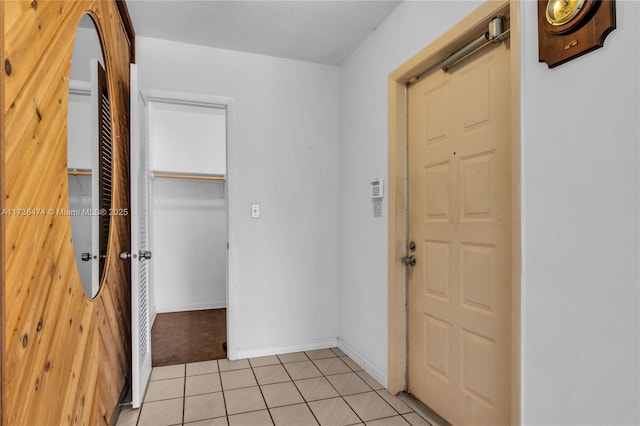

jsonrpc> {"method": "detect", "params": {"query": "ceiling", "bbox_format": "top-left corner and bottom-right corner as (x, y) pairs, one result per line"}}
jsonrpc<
(125, 1), (401, 66)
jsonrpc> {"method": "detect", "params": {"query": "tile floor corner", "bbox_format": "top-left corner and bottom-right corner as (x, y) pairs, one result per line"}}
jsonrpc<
(116, 348), (433, 426)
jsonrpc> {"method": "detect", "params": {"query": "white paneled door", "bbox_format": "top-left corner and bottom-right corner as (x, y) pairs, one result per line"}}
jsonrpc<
(407, 39), (512, 425)
(129, 63), (153, 408)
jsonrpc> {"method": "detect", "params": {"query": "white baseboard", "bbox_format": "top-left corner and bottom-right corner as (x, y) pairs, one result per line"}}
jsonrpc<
(234, 338), (338, 360)
(156, 301), (227, 313)
(337, 337), (388, 389)
(150, 308), (157, 329)
(232, 336), (388, 390)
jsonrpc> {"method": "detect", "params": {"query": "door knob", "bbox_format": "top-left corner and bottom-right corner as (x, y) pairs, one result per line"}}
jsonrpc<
(120, 251), (152, 261)
(81, 252), (92, 261)
(402, 255), (417, 267)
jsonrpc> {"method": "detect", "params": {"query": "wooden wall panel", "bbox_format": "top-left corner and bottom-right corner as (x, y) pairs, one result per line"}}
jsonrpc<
(0, 1), (5, 422)
(1, 1), (133, 425)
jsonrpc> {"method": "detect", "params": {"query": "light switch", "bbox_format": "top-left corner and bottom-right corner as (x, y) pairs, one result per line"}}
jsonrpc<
(251, 203), (260, 218)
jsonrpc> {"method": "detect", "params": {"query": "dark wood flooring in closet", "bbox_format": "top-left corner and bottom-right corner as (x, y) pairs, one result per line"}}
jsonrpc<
(151, 308), (227, 367)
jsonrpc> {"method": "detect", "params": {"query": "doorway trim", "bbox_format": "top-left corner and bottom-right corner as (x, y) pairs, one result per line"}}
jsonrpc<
(387, 1), (521, 424)
(136, 88), (236, 358)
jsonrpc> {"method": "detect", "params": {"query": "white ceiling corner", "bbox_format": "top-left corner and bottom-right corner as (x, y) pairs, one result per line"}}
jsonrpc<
(125, 0), (401, 66)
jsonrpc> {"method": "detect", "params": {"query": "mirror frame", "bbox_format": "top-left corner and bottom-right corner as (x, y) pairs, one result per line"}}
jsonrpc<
(67, 12), (116, 300)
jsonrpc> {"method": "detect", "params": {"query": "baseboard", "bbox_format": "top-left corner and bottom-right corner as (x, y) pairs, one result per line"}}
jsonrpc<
(235, 338), (338, 360)
(150, 308), (157, 329)
(156, 301), (226, 313)
(337, 337), (388, 389)
(232, 336), (388, 390)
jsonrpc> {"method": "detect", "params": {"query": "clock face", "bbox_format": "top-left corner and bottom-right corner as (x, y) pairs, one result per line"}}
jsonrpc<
(546, 0), (587, 25)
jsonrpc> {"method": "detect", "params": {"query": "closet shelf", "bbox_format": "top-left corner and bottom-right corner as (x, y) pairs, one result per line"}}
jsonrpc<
(68, 168), (92, 176)
(151, 171), (225, 181)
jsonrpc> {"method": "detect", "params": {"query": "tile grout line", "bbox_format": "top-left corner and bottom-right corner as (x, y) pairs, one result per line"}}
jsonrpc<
(283, 351), (324, 426)
(308, 351), (415, 424)
(248, 359), (277, 425)
(181, 364), (186, 425)
(215, 360), (231, 425)
(281, 350), (404, 425)
(186, 360), (226, 425)
(310, 352), (368, 425)
(140, 349), (409, 426)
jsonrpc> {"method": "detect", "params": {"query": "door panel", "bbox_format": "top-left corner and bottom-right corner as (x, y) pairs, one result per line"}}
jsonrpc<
(89, 60), (101, 296)
(407, 41), (511, 426)
(130, 63), (152, 408)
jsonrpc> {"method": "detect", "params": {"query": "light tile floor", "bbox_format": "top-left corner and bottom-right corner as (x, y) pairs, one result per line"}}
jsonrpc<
(116, 348), (432, 426)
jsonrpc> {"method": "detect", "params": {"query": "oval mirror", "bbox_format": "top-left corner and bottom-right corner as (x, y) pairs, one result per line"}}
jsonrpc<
(67, 14), (112, 299)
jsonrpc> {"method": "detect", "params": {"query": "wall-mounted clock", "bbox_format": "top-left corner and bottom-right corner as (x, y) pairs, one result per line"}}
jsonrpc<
(538, 0), (616, 68)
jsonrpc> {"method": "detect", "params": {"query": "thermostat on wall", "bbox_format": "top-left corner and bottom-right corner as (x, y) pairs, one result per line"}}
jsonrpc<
(370, 178), (384, 199)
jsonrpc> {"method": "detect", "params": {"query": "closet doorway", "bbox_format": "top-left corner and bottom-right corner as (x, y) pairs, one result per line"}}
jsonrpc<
(140, 90), (232, 367)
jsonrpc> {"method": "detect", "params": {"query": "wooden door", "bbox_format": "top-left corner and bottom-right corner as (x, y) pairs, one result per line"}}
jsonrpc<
(407, 39), (511, 425)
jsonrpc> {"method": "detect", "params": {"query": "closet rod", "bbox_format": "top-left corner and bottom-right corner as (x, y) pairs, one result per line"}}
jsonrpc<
(68, 168), (92, 176)
(152, 171), (225, 181)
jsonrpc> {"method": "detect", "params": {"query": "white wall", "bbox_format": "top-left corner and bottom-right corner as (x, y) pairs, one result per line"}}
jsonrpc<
(152, 179), (227, 312)
(339, 0), (640, 424)
(148, 101), (227, 313)
(338, 0), (481, 386)
(67, 93), (92, 169)
(149, 102), (227, 175)
(67, 175), (92, 295)
(136, 37), (341, 358)
(520, 1), (640, 424)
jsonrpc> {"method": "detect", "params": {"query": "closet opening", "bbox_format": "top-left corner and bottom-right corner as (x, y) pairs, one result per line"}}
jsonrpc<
(145, 95), (229, 366)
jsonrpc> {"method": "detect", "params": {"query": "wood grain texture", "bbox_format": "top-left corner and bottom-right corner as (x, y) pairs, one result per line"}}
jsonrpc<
(1, 1), (133, 425)
(151, 309), (227, 367)
(0, 1), (5, 423)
